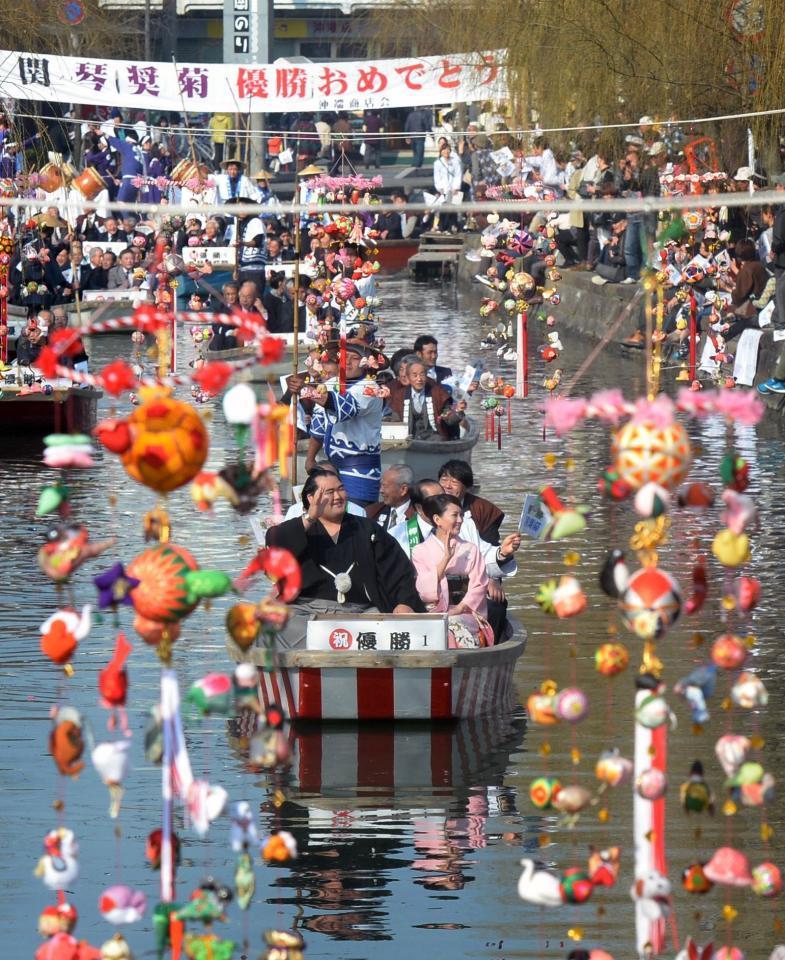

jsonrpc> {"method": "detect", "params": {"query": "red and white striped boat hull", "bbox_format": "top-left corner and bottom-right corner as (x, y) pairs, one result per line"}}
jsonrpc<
(230, 631), (525, 722)
(289, 714), (524, 795)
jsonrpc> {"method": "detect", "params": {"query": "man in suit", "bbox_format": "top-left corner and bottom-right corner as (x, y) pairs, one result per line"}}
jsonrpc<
(413, 334), (453, 386)
(99, 216), (127, 244)
(366, 464), (415, 529)
(387, 357), (464, 440)
(59, 240), (91, 304)
(83, 250), (112, 290)
(107, 248), (140, 290)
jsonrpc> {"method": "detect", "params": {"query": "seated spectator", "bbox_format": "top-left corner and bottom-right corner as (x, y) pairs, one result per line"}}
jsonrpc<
(386, 357), (464, 439)
(718, 237), (769, 341)
(437, 459), (504, 544)
(265, 466), (423, 648)
(414, 334), (453, 385)
(591, 216), (628, 285)
(411, 494), (492, 648)
(283, 463), (366, 520)
(83, 251), (113, 290)
(375, 191), (408, 240)
(366, 464), (416, 528)
(16, 316), (47, 365)
(209, 281), (240, 351)
(51, 307), (89, 371)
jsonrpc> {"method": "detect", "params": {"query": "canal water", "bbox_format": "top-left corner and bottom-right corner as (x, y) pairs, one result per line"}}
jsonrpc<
(0, 274), (782, 958)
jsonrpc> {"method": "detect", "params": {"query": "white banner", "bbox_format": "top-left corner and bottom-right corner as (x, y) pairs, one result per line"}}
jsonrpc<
(306, 614), (448, 652)
(0, 49), (505, 114)
(82, 288), (146, 303)
(82, 240), (128, 259)
(181, 245), (236, 267)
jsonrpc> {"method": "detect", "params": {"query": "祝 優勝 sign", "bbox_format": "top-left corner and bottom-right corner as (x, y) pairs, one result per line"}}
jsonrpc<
(0, 49), (506, 114)
(307, 615), (448, 652)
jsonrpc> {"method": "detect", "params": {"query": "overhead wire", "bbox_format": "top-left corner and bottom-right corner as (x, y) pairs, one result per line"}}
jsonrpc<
(6, 101), (785, 142)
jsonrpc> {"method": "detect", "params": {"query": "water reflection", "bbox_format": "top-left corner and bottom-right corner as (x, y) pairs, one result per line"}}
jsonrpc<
(1, 275), (784, 958)
(244, 716), (525, 943)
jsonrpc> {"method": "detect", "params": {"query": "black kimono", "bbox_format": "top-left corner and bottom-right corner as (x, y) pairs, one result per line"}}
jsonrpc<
(266, 513), (425, 613)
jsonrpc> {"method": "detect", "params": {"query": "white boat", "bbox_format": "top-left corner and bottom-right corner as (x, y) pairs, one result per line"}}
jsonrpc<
(226, 615), (524, 722)
(294, 415), (480, 483)
(378, 415), (480, 477)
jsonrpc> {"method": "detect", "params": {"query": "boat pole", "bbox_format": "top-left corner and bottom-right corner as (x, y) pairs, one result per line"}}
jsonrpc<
(688, 290), (697, 383)
(515, 310), (528, 398)
(290, 176), (301, 487)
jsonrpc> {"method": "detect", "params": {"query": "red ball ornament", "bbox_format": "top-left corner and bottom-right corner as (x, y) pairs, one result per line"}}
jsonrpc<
(711, 634), (748, 670)
(620, 567), (682, 640)
(594, 642), (630, 676)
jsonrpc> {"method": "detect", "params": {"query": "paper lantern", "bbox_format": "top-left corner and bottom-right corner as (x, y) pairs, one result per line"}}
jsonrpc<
(595, 643), (629, 676)
(95, 386), (208, 493)
(620, 567), (682, 640)
(611, 419), (692, 491)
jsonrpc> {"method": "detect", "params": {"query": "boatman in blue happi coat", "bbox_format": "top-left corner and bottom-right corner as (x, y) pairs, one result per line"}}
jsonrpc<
(107, 122), (144, 204)
(305, 343), (383, 507)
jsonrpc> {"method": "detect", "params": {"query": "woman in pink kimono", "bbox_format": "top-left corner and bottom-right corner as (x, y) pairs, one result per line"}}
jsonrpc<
(412, 494), (492, 648)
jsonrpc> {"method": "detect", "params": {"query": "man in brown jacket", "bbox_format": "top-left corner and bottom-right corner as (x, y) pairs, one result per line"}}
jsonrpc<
(386, 357), (464, 440)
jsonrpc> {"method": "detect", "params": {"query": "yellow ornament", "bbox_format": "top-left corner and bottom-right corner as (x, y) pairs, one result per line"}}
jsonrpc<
(96, 385), (208, 493)
(712, 529), (751, 567)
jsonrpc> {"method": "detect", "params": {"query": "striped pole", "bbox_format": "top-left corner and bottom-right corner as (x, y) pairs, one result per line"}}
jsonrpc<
(515, 311), (528, 399)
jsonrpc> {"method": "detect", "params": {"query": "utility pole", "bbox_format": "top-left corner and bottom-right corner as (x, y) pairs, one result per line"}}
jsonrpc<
(224, 0), (273, 170)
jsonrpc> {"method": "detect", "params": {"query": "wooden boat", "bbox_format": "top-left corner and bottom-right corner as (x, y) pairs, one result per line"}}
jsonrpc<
(294, 414), (479, 482)
(203, 332), (315, 383)
(226, 616), (524, 722)
(375, 237), (420, 272)
(69, 294), (145, 331)
(0, 383), (102, 432)
(379, 414), (479, 476)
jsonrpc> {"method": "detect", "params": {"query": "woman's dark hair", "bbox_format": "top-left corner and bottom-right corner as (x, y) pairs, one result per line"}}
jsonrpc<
(438, 458), (474, 489)
(735, 238), (757, 262)
(422, 493), (462, 522)
(300, 465), (339, 509)
(388, 347), (410, 376)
